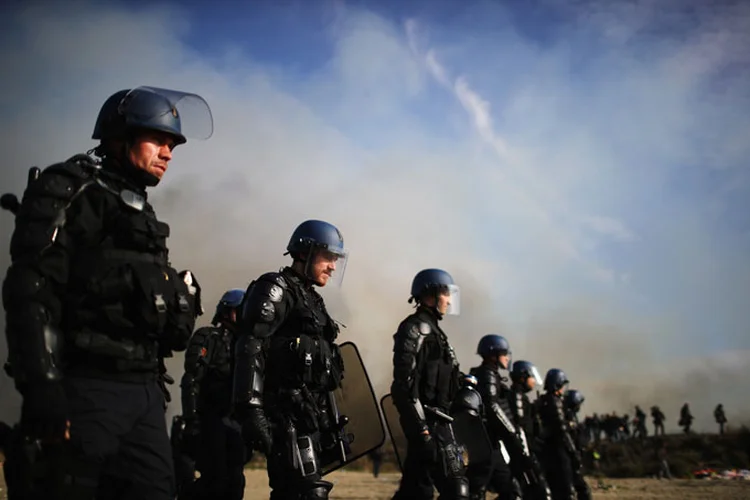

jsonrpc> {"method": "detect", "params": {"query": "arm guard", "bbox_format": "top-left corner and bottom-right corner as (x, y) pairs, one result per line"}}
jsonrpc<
(2, 158), (98, 389)
(232, 272), (289, 409)
(551, 396), (579, 456)
(232, 336), (266, 409)
(391, 319), (429, 437)
(180, 328), (213, 421)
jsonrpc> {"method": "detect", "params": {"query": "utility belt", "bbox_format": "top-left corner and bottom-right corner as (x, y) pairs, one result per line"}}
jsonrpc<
(270, 334), (343, 392)
(69, 330), (159, 372)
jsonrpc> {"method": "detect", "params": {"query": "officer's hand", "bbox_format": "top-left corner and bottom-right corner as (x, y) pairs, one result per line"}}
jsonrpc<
(417, 431), (439, 464)
(240, 407), (273, 456)
(21, 382), (69, 442)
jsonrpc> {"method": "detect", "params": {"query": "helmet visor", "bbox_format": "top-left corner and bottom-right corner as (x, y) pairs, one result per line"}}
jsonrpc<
(444, 284), (460, 316)
(120, 86), (214, 140)
(305, 246), (349, 288)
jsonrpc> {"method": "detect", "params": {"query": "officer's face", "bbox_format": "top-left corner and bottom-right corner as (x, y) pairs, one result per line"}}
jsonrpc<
(525, 376), (536, 391)
(498, 353), (510, 370)
(436, 290), (451, 315)
(310, 250), (338, 287)
(128, 131), (176, 182)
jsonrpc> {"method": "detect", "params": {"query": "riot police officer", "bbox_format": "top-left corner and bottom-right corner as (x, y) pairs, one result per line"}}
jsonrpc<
(232, 220), (349, 500)
(470, 336), (550, 500)
(536, 369), (580, 500)
(179, 289), (247, 499)
(2, 86), (211, 499)
(509, 360), (551, 499)
(391, 268), (469, 500)
(467, 335), (517, 499)
(562, 390), (591, 500)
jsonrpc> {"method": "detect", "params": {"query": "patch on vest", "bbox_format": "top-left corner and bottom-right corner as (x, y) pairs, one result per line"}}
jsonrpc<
(120, 189), (146, 211)
(268, 284), (283, 302)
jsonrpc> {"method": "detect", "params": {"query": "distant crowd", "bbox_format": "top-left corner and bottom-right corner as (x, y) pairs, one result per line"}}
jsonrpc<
(577, 402), (729, 445)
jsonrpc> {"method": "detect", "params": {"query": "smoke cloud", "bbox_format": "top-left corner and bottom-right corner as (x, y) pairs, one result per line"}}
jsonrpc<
(0, 0), (748, 433)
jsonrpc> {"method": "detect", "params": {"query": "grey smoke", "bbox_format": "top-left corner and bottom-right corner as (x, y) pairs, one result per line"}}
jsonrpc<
(1, 1), (749, 435)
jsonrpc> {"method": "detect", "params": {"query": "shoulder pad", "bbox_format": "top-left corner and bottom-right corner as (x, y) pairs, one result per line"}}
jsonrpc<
(42, 155), (98, 180)
(258, 271), (288, 288)
(397, 317), (430, 340)
(251, 272), (286, 303)
(190, 326), (218, 345)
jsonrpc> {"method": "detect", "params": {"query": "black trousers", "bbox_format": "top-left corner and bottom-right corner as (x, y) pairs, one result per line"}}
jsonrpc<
(181, 415), (246, 500)
(541, 446), (575, 500)
(467, 447), (516, 499)
(7, 377), (174, 500)
(392, 422), (470, 500)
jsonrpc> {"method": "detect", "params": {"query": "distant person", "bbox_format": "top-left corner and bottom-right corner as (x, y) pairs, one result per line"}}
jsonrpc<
(633, 406), (648, 439)
(369, 446), (384, 478)
(654, 440), (672, 480)
(651, 406), (666, 436)
(714, 404), (727, 435)
(679, 403), (693, 434)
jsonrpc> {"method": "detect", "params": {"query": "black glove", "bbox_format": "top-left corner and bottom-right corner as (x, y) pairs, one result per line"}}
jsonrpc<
(417, 432), (439, 464)
(240, 407), (273, 456)
(158, 372), (174, 404)
(21, 382), (69, 442)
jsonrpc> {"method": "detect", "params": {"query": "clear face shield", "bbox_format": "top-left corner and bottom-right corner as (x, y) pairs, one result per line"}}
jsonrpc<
(304, 246), (349, 288)
(444, 284), (461, 316)
(529, 365), (543, 391)
(499, 350), (512, 370)
(120, 86), (214, 141)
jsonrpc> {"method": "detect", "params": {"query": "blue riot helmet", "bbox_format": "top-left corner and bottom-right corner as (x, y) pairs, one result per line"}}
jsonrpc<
(409, 268), (460, 316)
(92, 86), (213, 185)
(543, 368), (569, 393)
(93, 86), (213, 144)
(511, 360), (543, 393)
(462, 373), (478, 387)
(477, 334), (512, 369)
(286, 219), (348, 287)
(564, 389), (585, 414)
(212, 288), (246, 326)
(452, 374), (483, 417)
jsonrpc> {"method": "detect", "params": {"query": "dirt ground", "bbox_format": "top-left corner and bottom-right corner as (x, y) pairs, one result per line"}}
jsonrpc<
(242, 469), (750, 499)
(2, 468), (749, 499)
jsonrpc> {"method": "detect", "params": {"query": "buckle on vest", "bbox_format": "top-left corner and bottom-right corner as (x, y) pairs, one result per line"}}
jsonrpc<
(177, 294), (189, 313)
(154, 294), (167, 313)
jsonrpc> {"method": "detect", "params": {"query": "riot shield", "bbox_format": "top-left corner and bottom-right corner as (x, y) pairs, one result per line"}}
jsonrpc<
(452, 409), (493, 464)
(379, 393), (407, 471)
(320, 341), (385, 475)
(450, 382), (493, 465)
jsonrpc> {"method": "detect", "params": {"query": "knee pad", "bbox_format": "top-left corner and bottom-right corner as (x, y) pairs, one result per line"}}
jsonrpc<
(453, 476), (470, 499)
(469, 487), (485, 500)
(301, 480), (333, 500)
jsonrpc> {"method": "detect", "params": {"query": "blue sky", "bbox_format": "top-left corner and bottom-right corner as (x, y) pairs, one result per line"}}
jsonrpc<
(0, 0), (748, 428)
